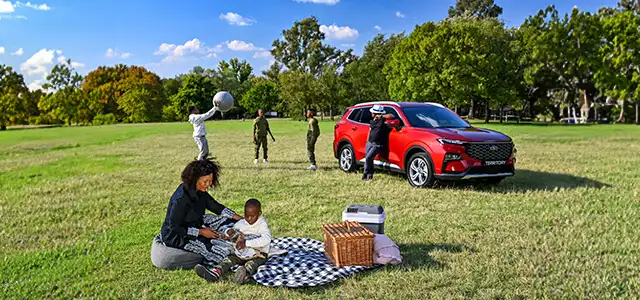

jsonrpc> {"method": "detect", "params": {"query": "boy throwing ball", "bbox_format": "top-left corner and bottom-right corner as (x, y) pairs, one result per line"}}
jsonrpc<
(189, 105), (218, 160)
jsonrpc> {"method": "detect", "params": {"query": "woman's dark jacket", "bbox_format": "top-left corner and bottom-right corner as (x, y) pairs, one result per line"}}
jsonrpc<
(160, 184), (230, 248)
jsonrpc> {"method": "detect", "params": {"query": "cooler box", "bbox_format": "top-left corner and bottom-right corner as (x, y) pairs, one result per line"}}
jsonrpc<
(341, 204), (386, 234)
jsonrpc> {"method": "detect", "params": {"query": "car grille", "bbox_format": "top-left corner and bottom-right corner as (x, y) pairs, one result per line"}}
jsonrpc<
(465, 142), (513, 161)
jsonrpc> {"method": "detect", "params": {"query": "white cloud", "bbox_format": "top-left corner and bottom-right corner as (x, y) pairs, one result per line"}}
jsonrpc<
(27, 79), (43, 91)
(20, 48), (84, 77)
(226, 40), (263, 51)
(396, 11), (405, 18)
(0, 46), (4, 54)
(0, 0), (14, 13)
(71, 61), (84, 68)
(374, 25), (382, 31)
(154, 38), (221, 63)
(294, 0), (339, 4)
(253, 50), (271, 59)
(219, 12), (255, 26)
(105, 48), (131, 59)
(14, 1), (51, 10)
(16, 15), (26, 19)
(11, 48), (24, 56)
(320, 24), (359, 41)
(341, 44), (355, 48)
(21, 48), (54, 76)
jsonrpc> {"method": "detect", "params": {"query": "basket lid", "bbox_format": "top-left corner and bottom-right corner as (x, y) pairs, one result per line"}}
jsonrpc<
(322, 221), (374, 238)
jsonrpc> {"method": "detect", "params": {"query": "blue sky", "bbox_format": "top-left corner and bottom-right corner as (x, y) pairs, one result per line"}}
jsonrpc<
(0, 0), (618, 90)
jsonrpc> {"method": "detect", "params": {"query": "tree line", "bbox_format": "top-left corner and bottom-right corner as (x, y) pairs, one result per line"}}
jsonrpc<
(1, 0), (639, 130)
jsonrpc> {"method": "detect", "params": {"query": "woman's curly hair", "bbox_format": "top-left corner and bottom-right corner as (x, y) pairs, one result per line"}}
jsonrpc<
(181, 158), (221, 189)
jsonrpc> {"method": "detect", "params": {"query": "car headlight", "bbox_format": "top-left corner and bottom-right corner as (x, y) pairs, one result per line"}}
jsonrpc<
(437, 138), (466, 145)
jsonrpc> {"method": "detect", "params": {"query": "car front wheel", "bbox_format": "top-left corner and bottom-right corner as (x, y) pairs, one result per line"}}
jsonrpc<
(339, 144), (357, 172)
(407, 152), (435, 188)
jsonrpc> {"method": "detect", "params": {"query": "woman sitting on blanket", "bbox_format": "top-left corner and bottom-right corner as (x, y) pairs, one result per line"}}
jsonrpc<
(160, 158), (243, 266)
(195, 198), (272, 284)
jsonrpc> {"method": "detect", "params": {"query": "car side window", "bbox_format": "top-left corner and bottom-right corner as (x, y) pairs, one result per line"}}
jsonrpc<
(384, 107), (404, 126)
(347, 109), (362, 122)
(359, 107), (373, 124)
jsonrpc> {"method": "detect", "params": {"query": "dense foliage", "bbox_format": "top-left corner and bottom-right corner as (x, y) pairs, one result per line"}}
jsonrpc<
(2, 0), (639, 129)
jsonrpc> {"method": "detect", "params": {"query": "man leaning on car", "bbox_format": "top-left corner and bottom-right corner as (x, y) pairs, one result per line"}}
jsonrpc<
(363, 104), (398, 181)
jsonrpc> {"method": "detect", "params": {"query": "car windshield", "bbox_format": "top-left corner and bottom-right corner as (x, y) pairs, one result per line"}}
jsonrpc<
(402, 106), (471, 129)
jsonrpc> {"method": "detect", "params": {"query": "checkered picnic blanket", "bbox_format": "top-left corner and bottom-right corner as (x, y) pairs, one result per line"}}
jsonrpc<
(251, 237), (376, 287)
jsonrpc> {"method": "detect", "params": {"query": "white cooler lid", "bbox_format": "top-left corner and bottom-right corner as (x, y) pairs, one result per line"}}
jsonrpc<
(342, 211), (386, 223)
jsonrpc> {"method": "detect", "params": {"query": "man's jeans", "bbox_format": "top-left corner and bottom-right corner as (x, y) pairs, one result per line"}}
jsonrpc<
(363, 141), (383, 177)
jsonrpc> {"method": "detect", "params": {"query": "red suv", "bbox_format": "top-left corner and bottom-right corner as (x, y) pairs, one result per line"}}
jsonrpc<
(333, 102), (516, 188)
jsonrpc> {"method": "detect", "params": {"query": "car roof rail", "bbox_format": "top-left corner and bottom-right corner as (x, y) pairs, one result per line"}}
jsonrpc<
(355, 101), (399, 106)
(425, 102), (445, 108)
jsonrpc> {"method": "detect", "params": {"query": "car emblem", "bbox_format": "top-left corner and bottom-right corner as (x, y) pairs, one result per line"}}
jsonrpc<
(489, 145), (499, 151)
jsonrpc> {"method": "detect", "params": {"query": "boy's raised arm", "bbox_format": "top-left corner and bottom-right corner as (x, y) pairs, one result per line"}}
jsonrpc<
(191, 107), (218, 123)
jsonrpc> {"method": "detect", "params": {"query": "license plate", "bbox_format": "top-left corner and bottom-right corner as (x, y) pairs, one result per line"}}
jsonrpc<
(484, 160), (506, 166)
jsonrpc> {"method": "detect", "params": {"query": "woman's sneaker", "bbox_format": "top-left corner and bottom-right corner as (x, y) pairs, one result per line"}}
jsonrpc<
(194, 264), (221, 282)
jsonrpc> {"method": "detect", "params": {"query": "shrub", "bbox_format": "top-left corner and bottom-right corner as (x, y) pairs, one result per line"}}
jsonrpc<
(92, 113), (118, 126)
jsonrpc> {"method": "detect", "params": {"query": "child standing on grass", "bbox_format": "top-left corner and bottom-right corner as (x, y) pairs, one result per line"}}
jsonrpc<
(194, 198), (272, 284)
(189, 105), (218, 160)
(306, 108), (320, 171)
(253, 109), (275, 165)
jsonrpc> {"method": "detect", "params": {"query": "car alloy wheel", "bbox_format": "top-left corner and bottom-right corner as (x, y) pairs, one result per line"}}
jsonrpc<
(407, 152), (435, 188)
(339, 144), (356, 172)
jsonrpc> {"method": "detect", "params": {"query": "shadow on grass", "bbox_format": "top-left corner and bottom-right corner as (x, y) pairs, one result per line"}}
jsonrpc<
(440, 169), (612, 193)
(282, 242), (469, 295)
(229, 166), (340, 172)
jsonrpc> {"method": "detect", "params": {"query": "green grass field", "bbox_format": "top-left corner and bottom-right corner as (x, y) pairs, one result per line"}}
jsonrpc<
(1, 120), (639, 299)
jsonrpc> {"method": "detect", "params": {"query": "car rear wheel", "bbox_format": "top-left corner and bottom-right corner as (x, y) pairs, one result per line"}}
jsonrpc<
(339, 144), (357, 172)
(407, 152), (435, 188)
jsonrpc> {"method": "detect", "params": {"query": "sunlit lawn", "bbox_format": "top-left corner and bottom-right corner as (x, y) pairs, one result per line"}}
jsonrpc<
(1, 120), (639, 299)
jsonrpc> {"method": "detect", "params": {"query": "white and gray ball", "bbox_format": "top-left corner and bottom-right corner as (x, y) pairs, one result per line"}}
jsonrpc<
(213, 91), (234, 112)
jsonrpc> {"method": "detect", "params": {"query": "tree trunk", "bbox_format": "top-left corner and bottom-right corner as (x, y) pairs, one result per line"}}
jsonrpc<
(616, 100), (626, 123)
(484, 100), (490, 123)
(0, 124), (6, 131)
(468, 99), (475, 119)
(499, 106), (503, 124)
(320, 109), (324, 121)
(529, 99), (536, 120)
(636, 101), (639, 125)
(330, 105), (334, 121)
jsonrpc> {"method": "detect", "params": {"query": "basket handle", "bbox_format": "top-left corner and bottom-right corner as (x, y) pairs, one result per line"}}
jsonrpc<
(344, 221), (351, 232)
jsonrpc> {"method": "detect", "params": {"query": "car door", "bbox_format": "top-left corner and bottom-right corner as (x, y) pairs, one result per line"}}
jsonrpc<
(352, 107), (373, 161)
(383, 107), (406, 170)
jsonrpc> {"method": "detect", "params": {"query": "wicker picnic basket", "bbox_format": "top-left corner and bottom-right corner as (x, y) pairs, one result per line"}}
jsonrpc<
(321, 221), (374, 267)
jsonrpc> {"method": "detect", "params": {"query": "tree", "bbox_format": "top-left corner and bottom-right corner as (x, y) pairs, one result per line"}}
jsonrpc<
(345, 33), (404, 103)
(279, 71), (320, 119)
(83, 65), (165, 122)
(271, 16), (339, 76)
(167, 73), (215, 121)
(385, 18), (519, 122)
(596, 9), (640, 124)
(448, 0), (503, 19)
(519, 6), (603, 120)
(240, 78), (280, 114)
(38, 59), (86, 125)
(262, 62), (284, 84)
(0, 65), (28, 130)
(318, 65), (349, 120)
